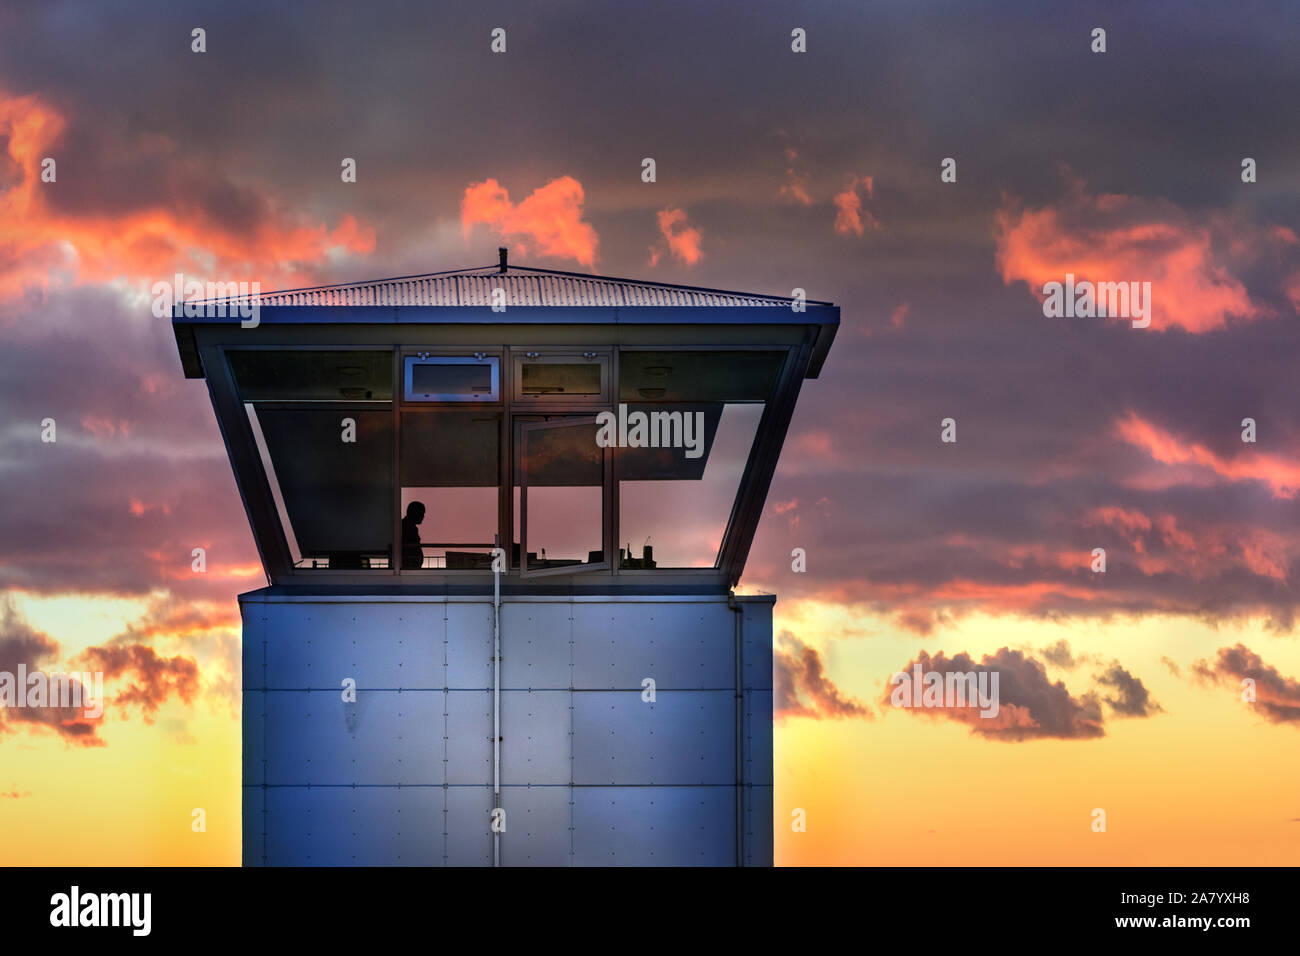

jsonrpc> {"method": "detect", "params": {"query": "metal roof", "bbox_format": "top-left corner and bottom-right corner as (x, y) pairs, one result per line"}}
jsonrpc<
(172, 254), (840, 382)
(194, 261), (831, 309)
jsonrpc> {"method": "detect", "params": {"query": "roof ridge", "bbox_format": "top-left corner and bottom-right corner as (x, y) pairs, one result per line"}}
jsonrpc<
(184, 262), (834, 308)
(234, 264), (823, 303)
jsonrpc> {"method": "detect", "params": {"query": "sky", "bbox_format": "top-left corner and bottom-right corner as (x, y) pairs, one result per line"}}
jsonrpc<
(1, 0), (1299, 866)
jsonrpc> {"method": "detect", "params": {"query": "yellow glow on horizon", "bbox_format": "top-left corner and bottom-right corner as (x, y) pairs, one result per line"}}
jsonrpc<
(773, 602), (1300, 866)
(4, 592), (1298, 865)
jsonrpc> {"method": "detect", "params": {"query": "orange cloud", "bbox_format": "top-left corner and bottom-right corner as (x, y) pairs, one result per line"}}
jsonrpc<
(832, 176), (880, 236)
(775, 631), (871, 721)
(1085, 505), (1152, 540)
(650, 206), (703, 266)
(994, 180), (1277, 333)
(1116, 412), (1300, 499)
(923, 578), (1101, 609)
(942, 533), (1101, 574)
(0, 90), (375, 302)
(81, 416), (132, 440)
(460, 176), (598, 267)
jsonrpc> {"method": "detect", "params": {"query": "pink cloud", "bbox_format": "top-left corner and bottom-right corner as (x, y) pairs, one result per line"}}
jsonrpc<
(652, 206), (703, 266)
(0, 90), (376, 303)
(1116, 411), (1300, 499)
(993, 178), (1289, 333)
(461, 176), (599, 267)
(833, 176), (880, 236)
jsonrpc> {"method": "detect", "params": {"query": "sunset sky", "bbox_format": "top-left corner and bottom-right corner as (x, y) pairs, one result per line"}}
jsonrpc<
(2, 0), (1299, 866)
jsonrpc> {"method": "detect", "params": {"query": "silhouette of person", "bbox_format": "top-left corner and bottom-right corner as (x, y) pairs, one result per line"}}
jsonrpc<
(401, 501), (426, 569)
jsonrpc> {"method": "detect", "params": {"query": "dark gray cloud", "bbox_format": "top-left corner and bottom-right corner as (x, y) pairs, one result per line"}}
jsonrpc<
(1094, 662), (1162, 717)
(1192, 644), (1300, 724)
(886, 647), (1105, 741)
(1042, 640), (1085, 670)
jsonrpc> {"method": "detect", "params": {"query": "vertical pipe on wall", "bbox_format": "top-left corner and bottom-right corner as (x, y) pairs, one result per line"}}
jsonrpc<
(729, 593), (744, 867)
(493, 534), (501, 867)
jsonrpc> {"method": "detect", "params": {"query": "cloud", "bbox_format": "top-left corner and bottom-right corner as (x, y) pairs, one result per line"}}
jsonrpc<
(1042, 639), (1083, 669)
(650, 206), (703, 266)
(1084, 502), (1293, 584)
(885, 647), (1105, 741)
(774, 631), (871, 720)
(460, 176), (598, 267)
(0, 596), (102, 744)
(832, 176), (880, 236)
(1286, 271), (1300, 313)
(994, 177), (1289, 333)
(0, 89), (375, 303)
(1094, 662), (1162, 717)
(779, 147), (813, 205)
(1160, 656), (1182, 677)
(895, 608), (941, 635)
(0, 286), (263, 601)
(1115, 412), (1300, 500)
(1191, 644), (1300, 724)
(79, 642), (200, 721)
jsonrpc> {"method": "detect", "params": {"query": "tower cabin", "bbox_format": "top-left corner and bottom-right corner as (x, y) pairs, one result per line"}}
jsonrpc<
(172, 250), (838, 866)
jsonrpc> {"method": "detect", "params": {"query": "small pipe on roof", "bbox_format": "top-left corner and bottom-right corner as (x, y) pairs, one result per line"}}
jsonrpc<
(499, 247), (507, 273)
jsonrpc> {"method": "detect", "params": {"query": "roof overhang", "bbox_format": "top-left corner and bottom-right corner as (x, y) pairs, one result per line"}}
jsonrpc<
(173, 303), (839, 380)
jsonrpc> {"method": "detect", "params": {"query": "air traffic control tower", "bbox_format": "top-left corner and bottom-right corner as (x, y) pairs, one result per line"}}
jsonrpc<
(173, 250), (838, 866)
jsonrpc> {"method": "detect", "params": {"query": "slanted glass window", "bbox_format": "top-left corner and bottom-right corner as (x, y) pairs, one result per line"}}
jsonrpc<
(404, 355), (499, 402)
(229, 350), (392, 402)
(245, 407), (394, 569)
(400, 413), (501, 570)
(616, 351), (783, 569)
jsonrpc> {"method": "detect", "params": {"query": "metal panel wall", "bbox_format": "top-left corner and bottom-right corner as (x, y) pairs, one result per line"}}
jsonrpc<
(241, 593), (774, 866)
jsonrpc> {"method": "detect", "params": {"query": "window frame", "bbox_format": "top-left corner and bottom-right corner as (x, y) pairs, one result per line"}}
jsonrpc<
(396, 407), (506, 574)
(213, 340), (799, 586)
(518, 415), (612, 578)
(403, 353), (500, 403)
(509, 348), (611, 404)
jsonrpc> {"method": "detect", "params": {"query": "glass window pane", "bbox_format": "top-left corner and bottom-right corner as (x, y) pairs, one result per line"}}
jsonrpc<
(246, 406), (394, 569)
(230, 350), (393, 402)
(519, 421), (604, 570)
(618, 350), (782, 403)
(412, 363), (489, 395)
(616, 350), (781, 569)
(400, 413), (500, 569)
(618, 403), (763, 568)
(520, 362), (601, 396)
(404, 356), (499, 401)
